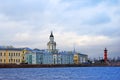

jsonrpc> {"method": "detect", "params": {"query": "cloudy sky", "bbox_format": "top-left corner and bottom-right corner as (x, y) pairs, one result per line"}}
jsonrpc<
(0, 0), (120, 58)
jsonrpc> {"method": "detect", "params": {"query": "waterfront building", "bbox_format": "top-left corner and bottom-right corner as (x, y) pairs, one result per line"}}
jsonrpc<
(52, 53), (59, 64)
(0, 32), (88, 65)
(74, 53), (88, 64)
(0, 46), (29, 64)
(25, 49), (44, 64)
(26, 50), (74, 65)
(25, 51), (33, 64)
(25, 49), (54, 64)
(43, 52), (53, 64)
(25, 32), (88, 65)
(59, 51), (74, 64)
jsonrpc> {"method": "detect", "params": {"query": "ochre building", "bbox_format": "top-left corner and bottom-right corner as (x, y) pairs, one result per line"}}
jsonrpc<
(0, 47), (27, 64)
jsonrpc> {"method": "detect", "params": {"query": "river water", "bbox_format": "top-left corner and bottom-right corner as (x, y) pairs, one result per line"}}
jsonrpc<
(0, 67), (120, 80)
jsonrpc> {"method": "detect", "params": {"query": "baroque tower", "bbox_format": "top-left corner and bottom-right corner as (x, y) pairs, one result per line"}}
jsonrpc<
(47, 31), (57, 53)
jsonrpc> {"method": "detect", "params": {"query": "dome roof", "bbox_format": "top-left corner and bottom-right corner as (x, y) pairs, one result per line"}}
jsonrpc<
(50, 32), (54, 37)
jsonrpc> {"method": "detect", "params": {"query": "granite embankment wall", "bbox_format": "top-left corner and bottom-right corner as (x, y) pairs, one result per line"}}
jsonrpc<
(0, 63), (114, 68)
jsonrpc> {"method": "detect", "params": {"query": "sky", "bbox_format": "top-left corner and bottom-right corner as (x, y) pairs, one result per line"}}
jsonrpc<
(0, 0), (120, 58)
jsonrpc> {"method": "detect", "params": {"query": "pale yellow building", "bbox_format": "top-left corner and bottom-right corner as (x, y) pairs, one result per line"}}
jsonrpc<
(74, 54), (79, 64)
(0, 47), (28, 64)
(74, 53), (88, 64)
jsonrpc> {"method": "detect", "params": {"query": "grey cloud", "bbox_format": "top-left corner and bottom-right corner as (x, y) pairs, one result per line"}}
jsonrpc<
(0, 0), (120, 58)
(82, 13), (111, 25)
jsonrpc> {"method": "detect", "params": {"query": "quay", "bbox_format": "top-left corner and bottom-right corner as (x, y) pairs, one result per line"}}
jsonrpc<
(0, 63), (119, 68)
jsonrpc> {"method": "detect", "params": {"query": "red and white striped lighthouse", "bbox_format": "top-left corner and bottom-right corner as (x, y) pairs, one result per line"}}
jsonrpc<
(104, 48), (108, 62)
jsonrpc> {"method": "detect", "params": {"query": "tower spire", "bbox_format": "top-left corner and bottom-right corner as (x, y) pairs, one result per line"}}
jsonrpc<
(73, 43), (76, 53)
(50, 31), (54, 37)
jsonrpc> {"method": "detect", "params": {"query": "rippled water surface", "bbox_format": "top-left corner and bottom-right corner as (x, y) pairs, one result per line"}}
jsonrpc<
(0, 67), (120, 80)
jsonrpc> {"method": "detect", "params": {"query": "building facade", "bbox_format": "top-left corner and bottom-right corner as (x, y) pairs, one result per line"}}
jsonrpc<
(0, 46), (28, 64)
(74, 53), (88, 64)
(25, 49), (44, 64)
(60, 51), (74, 64)
(25, 50), (75, 65)
(0, 32), (88, 65)
(25, 32), (88, 65)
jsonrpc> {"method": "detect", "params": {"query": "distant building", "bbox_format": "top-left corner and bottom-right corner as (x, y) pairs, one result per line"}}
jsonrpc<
(25, 49), (44, 64)
(59, 51), (74, 64)
(1, 32), (88, 65)
(74, 53), (88, 64)
(42, 52), (53, 64)
(0, 47), (29, 64)
(0, 32), (88, 65)
(25, 31), (88, 65)
(25, 50), (75, 65)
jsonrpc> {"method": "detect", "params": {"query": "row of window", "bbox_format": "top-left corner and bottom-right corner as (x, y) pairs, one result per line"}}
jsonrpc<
(0, 53), (21, 56)
(0, 59), (21, 63)
(9, 59), (21, 63)
(0, 59), (5, 63)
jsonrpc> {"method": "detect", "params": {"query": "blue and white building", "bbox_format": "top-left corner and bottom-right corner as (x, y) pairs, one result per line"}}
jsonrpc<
(59, 51), (74, 64)
(25, 49), (44, 64)
(25, 32), (88, 64)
